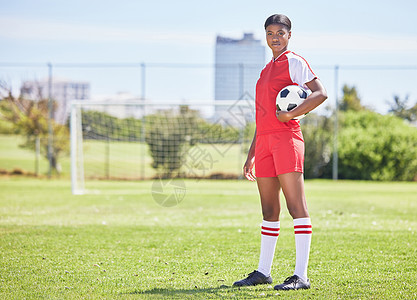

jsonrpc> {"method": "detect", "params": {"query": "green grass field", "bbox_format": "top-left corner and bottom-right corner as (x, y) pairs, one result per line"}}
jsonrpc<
(0, 135), (51, 175)
(0, 177), (416, 299)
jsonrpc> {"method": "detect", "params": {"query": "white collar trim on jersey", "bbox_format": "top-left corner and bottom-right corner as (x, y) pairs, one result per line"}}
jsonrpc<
(273, 50), (290, 62)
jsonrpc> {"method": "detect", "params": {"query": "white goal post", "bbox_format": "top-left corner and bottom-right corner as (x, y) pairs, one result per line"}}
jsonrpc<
(70, 98), (255, 195)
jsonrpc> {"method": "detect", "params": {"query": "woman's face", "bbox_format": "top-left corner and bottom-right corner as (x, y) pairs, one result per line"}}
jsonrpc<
(265, 24), (291, 58)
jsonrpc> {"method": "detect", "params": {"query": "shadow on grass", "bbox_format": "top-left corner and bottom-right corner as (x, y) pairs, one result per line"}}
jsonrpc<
(125, 285), (269, 298)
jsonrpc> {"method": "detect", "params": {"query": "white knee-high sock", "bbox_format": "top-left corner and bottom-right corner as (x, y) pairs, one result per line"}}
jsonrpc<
(257, 220), (280, 277)
(293, 217), (312, 281)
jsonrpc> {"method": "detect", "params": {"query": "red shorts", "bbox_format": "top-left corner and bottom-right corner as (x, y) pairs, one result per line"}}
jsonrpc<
(255, 130), (304, 177)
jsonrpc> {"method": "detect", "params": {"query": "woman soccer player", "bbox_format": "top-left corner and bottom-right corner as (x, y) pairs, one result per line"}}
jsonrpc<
(233, 14), (327, 291)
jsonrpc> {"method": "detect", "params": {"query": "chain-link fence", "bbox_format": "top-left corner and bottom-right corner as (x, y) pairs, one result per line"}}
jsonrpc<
(1, 62), (416, 180)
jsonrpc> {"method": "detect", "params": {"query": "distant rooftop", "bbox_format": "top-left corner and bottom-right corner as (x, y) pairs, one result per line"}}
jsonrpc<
(216, 33), (261, 44)
(22, 77), (89, 85)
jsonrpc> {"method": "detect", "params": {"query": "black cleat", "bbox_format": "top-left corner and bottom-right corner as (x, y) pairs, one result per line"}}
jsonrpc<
(274, 275), (310, 290)
(233, 270), (272, 287)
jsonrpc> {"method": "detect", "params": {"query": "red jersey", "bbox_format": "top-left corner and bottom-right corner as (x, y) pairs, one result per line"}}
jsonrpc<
(255, 50), (317, 135)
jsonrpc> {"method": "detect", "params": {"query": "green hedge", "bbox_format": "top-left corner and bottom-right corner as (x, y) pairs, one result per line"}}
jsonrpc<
(336, 111), (417, 181)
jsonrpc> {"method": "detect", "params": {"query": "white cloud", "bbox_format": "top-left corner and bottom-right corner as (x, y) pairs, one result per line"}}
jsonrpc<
(0, 16), (213, 45)
(292, 32), (417, 53)
(1, 16), (417, 54)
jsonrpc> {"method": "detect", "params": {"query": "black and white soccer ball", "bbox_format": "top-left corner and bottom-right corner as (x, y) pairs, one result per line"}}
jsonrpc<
(276, 85), (309, 120)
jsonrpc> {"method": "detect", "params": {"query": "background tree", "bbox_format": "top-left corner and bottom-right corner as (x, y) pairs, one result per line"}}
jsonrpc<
(0, 81), (69, 174)
(388, 94), (417, 122)
(339, 84), (366, 111)
(336, 110), (417, 181)
(144, 106), (199, 178)
(81, 110), (143, 142)
(301, 114), (332, 178)
(409, 102), (417, 123)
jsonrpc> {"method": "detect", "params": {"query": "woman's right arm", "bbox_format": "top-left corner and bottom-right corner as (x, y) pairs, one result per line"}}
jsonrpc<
(243, 129), (256, 181)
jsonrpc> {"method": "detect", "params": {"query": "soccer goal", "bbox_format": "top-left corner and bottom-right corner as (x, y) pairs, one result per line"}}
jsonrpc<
(70, 98), (255, 194)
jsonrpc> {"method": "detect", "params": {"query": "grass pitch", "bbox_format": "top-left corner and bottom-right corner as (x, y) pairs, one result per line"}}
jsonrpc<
(0, 178), (416, 299)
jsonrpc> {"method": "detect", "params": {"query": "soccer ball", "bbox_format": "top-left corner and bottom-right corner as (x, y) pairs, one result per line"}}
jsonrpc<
(276, 85), (308, 120)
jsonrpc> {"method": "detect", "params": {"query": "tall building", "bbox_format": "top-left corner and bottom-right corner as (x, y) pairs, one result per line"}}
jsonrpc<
(215, 33), (265, 100)
(214, 33), (265, 126)
(20, 78), (90, 124)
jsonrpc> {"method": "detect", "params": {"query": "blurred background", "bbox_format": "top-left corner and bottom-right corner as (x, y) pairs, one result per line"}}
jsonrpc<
(1, 0), (416, 186)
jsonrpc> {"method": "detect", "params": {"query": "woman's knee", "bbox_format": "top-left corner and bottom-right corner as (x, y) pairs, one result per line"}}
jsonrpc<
(287, 203), (309, 219)
(261, 204), (280, 220)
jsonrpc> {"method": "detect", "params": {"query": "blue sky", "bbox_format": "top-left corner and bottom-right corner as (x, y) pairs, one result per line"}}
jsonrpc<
(1, 0), (417, 113)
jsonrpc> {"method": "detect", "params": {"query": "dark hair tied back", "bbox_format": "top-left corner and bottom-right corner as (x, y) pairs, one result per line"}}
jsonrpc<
(264, 14), (292, 31)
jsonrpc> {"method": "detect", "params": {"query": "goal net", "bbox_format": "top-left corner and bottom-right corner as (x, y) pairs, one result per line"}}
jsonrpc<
(70, 99), (255, 194)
